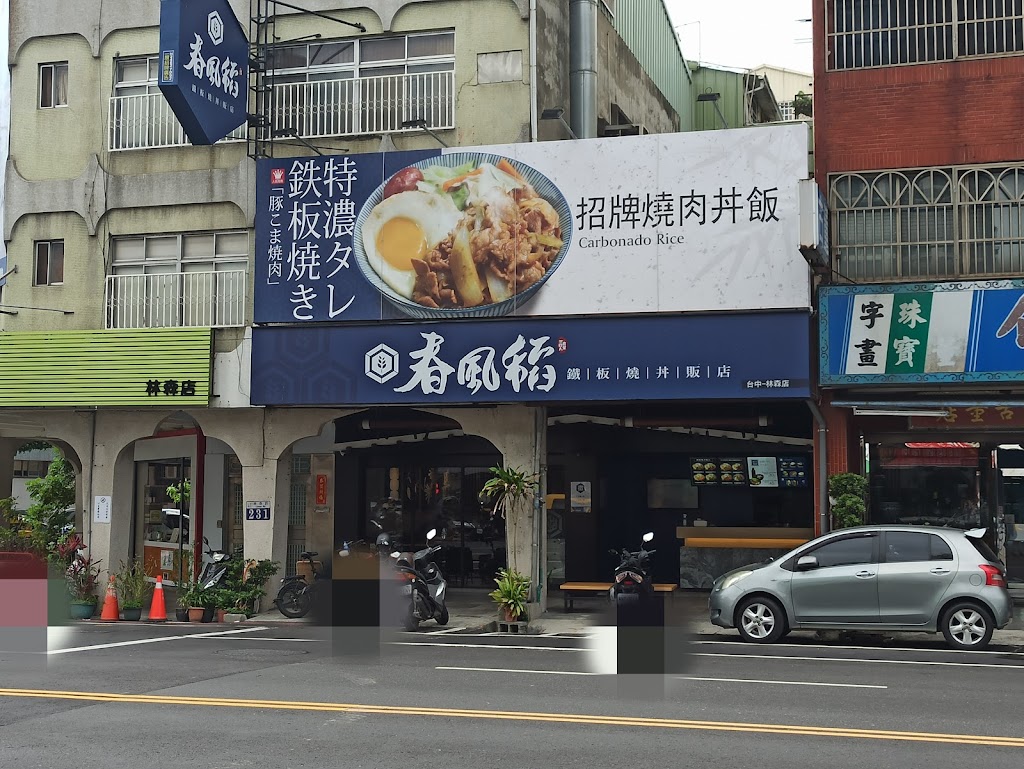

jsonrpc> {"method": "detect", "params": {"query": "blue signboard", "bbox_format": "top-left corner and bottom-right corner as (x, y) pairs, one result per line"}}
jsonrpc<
(158, 0), (248, 145)
(251, 312), (811, 406)
(820, 280), (1024, 385)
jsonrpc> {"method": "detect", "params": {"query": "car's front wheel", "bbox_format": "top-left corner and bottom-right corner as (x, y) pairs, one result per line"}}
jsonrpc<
(940, 602), (994, 650)
(735, 596), (786, 644)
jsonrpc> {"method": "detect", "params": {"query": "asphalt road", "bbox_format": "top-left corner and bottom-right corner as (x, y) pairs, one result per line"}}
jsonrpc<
(1, 623), (1023, 768)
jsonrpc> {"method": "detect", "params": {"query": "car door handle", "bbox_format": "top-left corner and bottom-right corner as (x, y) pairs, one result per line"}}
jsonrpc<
(930, 567), (951, 575)
(855, 570), (875, 578)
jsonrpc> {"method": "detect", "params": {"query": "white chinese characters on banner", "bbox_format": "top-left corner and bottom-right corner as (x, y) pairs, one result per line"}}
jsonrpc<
(385, 333), (557, 396)
(267, 159), (360, 321)
(182, 28), (241, 109)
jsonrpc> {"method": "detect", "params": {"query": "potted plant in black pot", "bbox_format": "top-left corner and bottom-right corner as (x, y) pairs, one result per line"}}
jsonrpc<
(489, 568), (530, 623)
(173, 548), (196, 622)
(114, 557), (150, 621)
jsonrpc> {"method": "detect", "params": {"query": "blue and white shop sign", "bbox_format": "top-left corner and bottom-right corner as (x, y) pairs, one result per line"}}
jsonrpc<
(158, 0), (248, 145)
(250, 312), (811, 406)
(820, 280), (1024, 385)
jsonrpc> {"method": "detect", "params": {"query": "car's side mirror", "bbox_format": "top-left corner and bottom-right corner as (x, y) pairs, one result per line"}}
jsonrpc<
(796, 555), (819, 571)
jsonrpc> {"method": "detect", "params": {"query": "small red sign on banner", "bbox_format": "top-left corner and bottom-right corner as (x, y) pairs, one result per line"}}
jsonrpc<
(315, 474), (328, 506)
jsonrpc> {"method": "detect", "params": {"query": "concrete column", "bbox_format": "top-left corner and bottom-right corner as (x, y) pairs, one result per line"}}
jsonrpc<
(454, 406), (547, 612)
(242, 452), (290, 583)
(308, 454), (335, 566)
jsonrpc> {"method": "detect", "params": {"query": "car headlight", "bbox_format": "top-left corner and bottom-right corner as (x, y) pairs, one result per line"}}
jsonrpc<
(719, 570), (753, 591)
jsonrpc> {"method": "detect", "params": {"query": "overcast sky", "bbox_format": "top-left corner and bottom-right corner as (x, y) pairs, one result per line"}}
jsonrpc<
(663, 0), (814, 73)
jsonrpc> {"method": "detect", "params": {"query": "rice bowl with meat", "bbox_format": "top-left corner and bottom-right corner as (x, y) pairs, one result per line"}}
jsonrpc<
(354, 153), (571, 319)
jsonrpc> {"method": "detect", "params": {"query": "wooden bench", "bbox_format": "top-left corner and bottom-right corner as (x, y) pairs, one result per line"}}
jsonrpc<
(558, 581), (679, 612)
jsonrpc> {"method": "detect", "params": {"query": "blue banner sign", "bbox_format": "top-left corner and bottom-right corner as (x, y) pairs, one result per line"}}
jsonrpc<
(158, 0), (248, 145)
(253, 125), (810, 325)
(820, 280), (1024, 385)
(251, 312), (811, 406)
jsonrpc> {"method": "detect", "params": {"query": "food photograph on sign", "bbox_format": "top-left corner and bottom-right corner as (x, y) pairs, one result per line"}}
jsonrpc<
(355, 153), (570, 319)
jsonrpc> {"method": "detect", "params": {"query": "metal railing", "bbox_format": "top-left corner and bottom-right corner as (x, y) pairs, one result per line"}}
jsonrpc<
(272, 70), (455, 139)
(104, 270), (247, 329)
(108, 93), (247, 151)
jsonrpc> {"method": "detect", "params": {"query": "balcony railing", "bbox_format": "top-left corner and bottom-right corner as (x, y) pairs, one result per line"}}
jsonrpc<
(272, 70), (456, 139)
(108, 93), (246, 151)
(108, 70), (455, 150)
(104, 270), (247, 329)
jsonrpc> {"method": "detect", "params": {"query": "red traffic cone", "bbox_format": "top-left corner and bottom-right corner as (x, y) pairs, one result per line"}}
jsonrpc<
(99, 575), (120, 622)
(148, 574), (167, 622)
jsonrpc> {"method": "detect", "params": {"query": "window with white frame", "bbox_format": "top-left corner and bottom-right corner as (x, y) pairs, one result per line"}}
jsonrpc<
(830, 164), (1024, 280)
(34, 240), (65, 285)
(827, 0), (1024, 70)
(268, 31), (456, 137)
(110, 55), (182, 149)
(106, 232), (249, 328)
(779, 101), (796, 121)
(39, 62), (68, 108)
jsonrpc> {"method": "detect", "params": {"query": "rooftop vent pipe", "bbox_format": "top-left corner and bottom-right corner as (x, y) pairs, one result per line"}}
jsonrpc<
(569, 0), (598, 139)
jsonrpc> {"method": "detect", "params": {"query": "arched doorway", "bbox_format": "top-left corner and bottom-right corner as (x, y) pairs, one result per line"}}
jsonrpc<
(333, 408), (504, 588)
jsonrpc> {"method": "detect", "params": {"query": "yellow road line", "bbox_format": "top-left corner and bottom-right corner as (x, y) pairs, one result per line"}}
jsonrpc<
(0, 688), (1021, 748)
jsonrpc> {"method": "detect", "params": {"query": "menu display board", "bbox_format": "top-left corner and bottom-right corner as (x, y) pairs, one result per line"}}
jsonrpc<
(746, 457), (780, 488)
(718, 458), (747, 486)
(690, 458), (720, 485)
(778, 456), (810, 488)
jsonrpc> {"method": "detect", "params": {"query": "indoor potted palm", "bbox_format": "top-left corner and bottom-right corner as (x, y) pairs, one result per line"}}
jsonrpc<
(114, 557), (150, 621)
(489, 567), (530, 622)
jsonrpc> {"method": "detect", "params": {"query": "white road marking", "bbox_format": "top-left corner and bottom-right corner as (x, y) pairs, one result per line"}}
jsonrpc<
(437, 666), (596, 676)
(424, 627), (467, 635)
(47, 627), (270, 655)
(694, 652), (1024, 670)
(678, 676), (887, 689)
(189, 636), (325, 642)
(695, 638), (1024, 657)
(436, 667), (886, 688)
(392, 642), (582, 652)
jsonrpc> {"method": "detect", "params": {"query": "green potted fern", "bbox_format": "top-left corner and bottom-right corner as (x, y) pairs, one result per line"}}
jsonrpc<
(489, 568), (530, 622)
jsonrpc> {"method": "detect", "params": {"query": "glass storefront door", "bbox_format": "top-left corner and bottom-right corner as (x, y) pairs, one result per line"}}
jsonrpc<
(364, 463), (505, 588)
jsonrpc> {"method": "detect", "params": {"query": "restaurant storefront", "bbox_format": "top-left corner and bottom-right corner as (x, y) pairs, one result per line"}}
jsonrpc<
(819, 280), (1024, 581)
(250, 124), (816, 600)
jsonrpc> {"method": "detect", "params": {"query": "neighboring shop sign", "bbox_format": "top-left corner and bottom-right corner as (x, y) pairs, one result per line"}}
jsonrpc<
(250, 312), (811, 405)
(910, 406), (1024, 429)
(253, 124), (810, 324)
(158, 0), (248, 144)
(245, 501), (271, 521)
(0, 328), (213, 407)
(878, 445), (979, 468)
(315, 475), (329, 506)
(821, 280), (1024, 384)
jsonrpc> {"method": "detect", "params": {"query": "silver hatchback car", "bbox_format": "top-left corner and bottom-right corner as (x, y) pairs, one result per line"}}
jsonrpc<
(709, 525), (1013, 650)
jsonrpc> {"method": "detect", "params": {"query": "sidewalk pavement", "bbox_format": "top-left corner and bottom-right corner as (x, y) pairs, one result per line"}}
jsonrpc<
(237, 588), (1024, 645)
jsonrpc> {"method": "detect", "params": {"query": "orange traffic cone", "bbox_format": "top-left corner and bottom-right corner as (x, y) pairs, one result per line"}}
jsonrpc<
(148, 574), (167, 622)
(99, 575), (120, 622)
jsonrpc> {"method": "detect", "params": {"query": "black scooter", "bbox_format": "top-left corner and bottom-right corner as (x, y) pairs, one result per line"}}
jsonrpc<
(609, 531), (656, 608)
(198, 537), (232, 590)
(391, 528), (449, 631)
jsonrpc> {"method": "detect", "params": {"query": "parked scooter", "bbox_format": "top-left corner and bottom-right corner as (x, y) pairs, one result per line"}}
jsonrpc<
(392, 528), (449, 631)
(198, 537), (232, 590)
(274, 550), (327, 619)
(609, 531), (656, 607)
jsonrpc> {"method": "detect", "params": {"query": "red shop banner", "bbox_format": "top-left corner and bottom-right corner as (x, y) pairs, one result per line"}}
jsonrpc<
(879, 445), (980, 468)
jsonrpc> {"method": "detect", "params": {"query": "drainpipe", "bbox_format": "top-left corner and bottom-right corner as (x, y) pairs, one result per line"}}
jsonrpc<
(569, 0), (598, 139)
(529, 0), (538, 141)
(534, 406), (547, 609)
(806, 399), (829, 536)
(86, 408), (97, 553)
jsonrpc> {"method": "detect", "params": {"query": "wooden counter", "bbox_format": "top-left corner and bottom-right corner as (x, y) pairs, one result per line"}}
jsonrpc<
(676, 526), (814, 549)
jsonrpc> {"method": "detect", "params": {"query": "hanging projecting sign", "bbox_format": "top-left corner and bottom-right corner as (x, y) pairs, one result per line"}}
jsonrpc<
(820, 280), (1024, 385)
(250, 312), (811, 406)
(253, 124), (811, 324)
(158, 0), (248, 145)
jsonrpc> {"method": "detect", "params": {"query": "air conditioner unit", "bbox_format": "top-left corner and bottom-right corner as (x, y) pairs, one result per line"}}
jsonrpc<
(603, 123), (648, 137)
